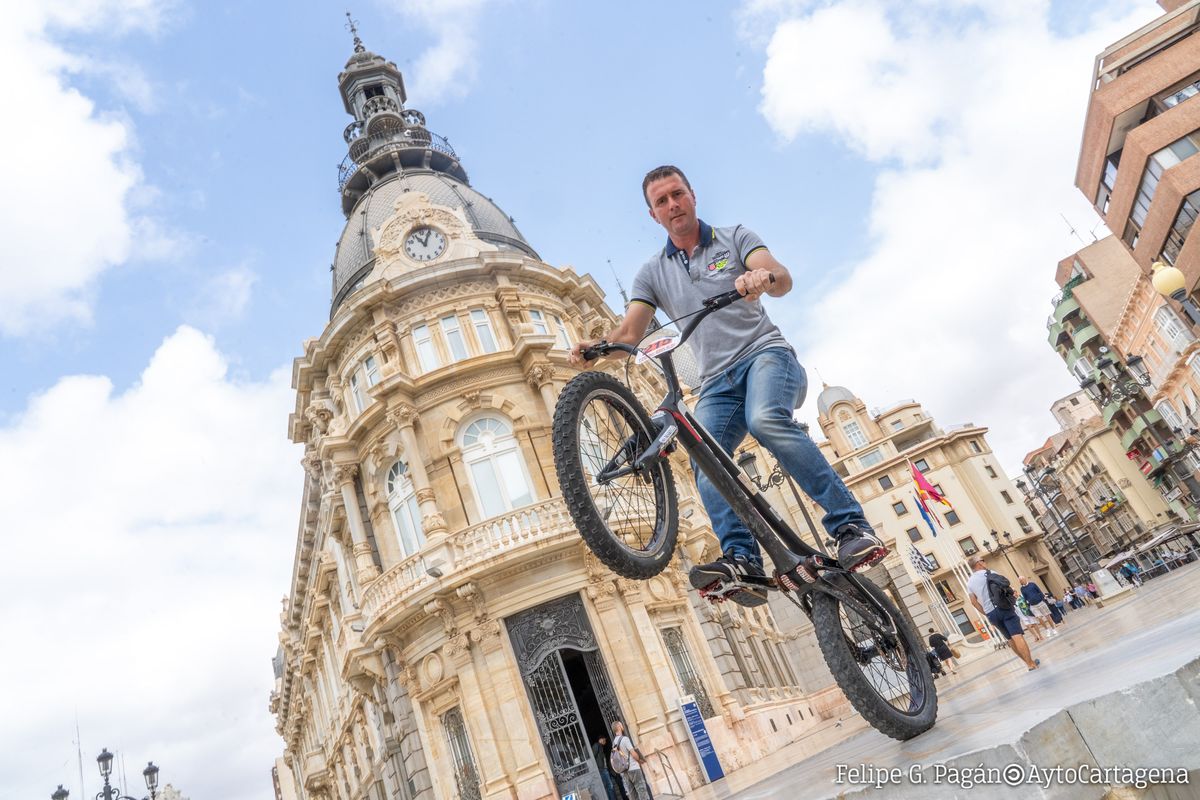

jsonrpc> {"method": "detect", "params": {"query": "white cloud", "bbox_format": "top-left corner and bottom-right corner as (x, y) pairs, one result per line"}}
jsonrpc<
(748, 0), (1158, 472)
(384, 0), (493, 101)
(0, 327), (301, 800)
(0, 0), (173, 336)
(186, 265), (259, 327)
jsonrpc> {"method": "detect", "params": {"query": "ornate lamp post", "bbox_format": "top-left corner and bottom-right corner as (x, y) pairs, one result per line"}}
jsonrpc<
(736, 449), (829, 554)
(51, 749), (160, 800)
(1017, 466), (1094, 580)
(982, 529), (1019, 575)
(1151, 260), (1200, 326)
(1077, 350), (1152, 406)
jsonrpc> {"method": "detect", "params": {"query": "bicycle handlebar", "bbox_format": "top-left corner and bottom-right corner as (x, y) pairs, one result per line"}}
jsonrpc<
(581, 274), (775, 362)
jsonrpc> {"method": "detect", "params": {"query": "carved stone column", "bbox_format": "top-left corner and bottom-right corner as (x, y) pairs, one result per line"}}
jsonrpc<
(388, 404), (448, 539)
(335, 463), (380, 583)
(525, 363), (558, 419)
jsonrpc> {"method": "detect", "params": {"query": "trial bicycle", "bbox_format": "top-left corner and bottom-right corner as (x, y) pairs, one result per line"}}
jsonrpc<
(551, 286), (938, 741)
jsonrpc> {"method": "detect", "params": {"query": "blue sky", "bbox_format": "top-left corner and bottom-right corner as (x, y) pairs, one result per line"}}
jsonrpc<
(0, 1), (1163, 799)
(3, 0), (880, 412)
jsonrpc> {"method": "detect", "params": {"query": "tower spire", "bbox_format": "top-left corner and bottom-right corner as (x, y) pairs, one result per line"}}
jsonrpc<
(345, 11), (365, 54)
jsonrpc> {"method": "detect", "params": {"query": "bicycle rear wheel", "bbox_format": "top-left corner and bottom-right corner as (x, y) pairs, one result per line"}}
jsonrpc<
(552, 371), (678, 579)
(810, 574), (937, 740)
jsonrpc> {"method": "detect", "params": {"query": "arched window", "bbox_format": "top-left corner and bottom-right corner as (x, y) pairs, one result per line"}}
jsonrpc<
(459, 415), (533, 518)
(387, 461), (425, 557)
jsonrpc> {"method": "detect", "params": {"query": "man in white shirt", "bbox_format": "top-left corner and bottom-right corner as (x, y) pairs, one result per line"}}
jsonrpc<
(966, 556), (1040, 671)
(610, 720), (650, 800)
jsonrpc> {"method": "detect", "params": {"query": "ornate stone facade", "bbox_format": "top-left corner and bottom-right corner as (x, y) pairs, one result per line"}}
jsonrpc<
(272, 34), (843, 800)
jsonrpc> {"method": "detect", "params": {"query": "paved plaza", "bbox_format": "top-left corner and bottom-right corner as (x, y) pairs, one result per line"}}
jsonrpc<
(678, 561), (1200, 800)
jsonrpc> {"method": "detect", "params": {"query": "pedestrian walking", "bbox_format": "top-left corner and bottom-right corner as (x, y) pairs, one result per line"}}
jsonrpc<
(1086, 581), (1099, 599)
(1121, 561), (1143, 587)
(967, 556), (1040, 671)
(927, 628), (959, 674)
(611, 720), (651, 800)
(1019, 577), (1058, 637)
(1073, 584), (1091, 606)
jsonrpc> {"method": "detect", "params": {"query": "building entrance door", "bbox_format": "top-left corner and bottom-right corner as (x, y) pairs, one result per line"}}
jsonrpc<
(507, 594), (624, 800)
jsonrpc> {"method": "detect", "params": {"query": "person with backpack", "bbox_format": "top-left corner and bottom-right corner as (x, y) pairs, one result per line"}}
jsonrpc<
(610, 720), (650, 800)
(966, 556), (1041, 671)
(592, 736), (620, 800)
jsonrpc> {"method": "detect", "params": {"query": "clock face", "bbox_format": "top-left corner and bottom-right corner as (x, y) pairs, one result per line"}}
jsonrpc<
(404, 226), (446, 262)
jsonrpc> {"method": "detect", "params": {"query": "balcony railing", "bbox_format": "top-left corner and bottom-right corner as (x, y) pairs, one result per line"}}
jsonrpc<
(337, 129), (459, 191)
(360, 498), (576, 628)
(359, 550), (438, 630)
(451, 498), (574, 568)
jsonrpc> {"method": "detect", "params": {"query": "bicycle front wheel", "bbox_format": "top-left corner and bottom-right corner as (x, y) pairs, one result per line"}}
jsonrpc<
(810, 574), (938, 740)
(552, 371), (678, 579)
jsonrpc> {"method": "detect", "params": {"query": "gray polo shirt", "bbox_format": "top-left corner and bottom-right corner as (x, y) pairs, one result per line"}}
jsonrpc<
(630, 220), (790, 388)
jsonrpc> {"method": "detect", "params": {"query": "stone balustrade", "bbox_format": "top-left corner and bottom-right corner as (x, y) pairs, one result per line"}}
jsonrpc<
(360, 552), (435, 627)
(451, 497), (574, 568)
(361, 498), (575, 630)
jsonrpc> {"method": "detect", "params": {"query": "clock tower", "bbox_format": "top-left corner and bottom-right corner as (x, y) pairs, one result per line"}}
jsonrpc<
(272, 19), (837, 800)
(331, 15), (540, 313)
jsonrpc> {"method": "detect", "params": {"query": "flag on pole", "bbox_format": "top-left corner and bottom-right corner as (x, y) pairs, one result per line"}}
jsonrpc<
(907, 545), (935, 575)
(910, 460), (953, 510)
(914, 491), (939, 537)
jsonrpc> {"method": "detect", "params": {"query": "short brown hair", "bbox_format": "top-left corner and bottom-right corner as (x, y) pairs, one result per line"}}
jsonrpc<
(642, 165), (692, 207)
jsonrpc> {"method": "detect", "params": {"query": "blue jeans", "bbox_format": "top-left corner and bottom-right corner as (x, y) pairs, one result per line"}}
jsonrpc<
(692, 347), (868, 564)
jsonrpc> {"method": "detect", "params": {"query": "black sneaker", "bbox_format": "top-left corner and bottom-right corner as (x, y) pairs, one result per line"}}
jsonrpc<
(688, 552), (769, 607)
(835, 523), (887, 572)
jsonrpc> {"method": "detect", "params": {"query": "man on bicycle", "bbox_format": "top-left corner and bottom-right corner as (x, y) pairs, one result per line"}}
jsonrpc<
(568, 165), (886, 607)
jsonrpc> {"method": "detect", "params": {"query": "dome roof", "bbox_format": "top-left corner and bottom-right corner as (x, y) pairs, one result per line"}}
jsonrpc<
(331, 171), (539, 309)
(817, 384), (858, 417)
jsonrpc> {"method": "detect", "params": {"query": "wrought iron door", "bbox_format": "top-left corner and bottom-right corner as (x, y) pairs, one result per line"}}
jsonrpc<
(507, 595), (624, 800)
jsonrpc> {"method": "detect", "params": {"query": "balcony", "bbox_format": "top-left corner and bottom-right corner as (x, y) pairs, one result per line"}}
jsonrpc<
(360, 498), (576, 631)
(337, 129), (460, 191)
(1052, 295), (1081, 325)
(1047, 321), (1070, 348)
(1120, 409), (1164, 451)
(1072, 322), (1101, 348)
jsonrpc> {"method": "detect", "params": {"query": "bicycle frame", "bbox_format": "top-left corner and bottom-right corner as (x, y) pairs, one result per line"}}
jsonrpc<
(587, 289), (834, 593)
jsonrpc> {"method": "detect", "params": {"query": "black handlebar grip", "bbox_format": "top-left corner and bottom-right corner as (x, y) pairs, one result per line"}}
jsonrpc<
(581, 341), (606, 361)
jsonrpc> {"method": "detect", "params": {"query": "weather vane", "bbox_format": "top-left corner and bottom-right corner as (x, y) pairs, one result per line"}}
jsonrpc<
(345, 11), (365, 53)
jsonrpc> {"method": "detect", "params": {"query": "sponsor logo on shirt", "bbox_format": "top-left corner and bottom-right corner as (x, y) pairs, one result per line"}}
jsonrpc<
(706, 250), (732, 272)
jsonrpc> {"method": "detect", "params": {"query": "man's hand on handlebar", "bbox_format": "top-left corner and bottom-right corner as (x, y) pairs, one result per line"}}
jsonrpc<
(569, 341), (601, 367)
(735, 268), (777, 302)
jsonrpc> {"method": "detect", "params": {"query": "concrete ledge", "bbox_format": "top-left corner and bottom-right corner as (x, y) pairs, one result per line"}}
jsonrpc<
(828, 656), (1200, 800)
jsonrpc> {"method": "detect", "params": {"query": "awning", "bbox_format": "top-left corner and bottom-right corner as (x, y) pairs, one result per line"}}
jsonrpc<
(1133, 523), (1198, 554)
(1101, 550), (1136, 569)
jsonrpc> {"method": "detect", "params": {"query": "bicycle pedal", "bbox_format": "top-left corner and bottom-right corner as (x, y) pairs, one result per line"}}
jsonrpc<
(698, 579), (767, 606)
(848, 546), (888, 573)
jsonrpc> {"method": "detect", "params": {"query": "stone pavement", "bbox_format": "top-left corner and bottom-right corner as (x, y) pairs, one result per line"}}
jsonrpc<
(679, 561), (1200, 800)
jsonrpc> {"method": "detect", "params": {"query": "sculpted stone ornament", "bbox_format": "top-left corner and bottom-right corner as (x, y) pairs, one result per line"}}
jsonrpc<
(305, 403), (334, 435)
(371, 191), (497, 272)
(333, 462), (360, 486)
(423, 597), (457, 637)
(615, 578), (643, 601)
(301, 454), (324, 481)
(421, 511), (447, 533)
(446, 633), (472, 661)
(387, 403), (419, 429)
(415, 487), (436, 505)
(525, 363), (555, 389)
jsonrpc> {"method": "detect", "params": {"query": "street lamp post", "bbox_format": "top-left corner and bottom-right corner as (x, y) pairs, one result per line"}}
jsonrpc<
(1017, 466), (1093, 581)
(51, 749), (160, 800)
(983, 529), (1019, 575)
(736, 449), (829, 554)
(1151, 260), (1200, 326)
